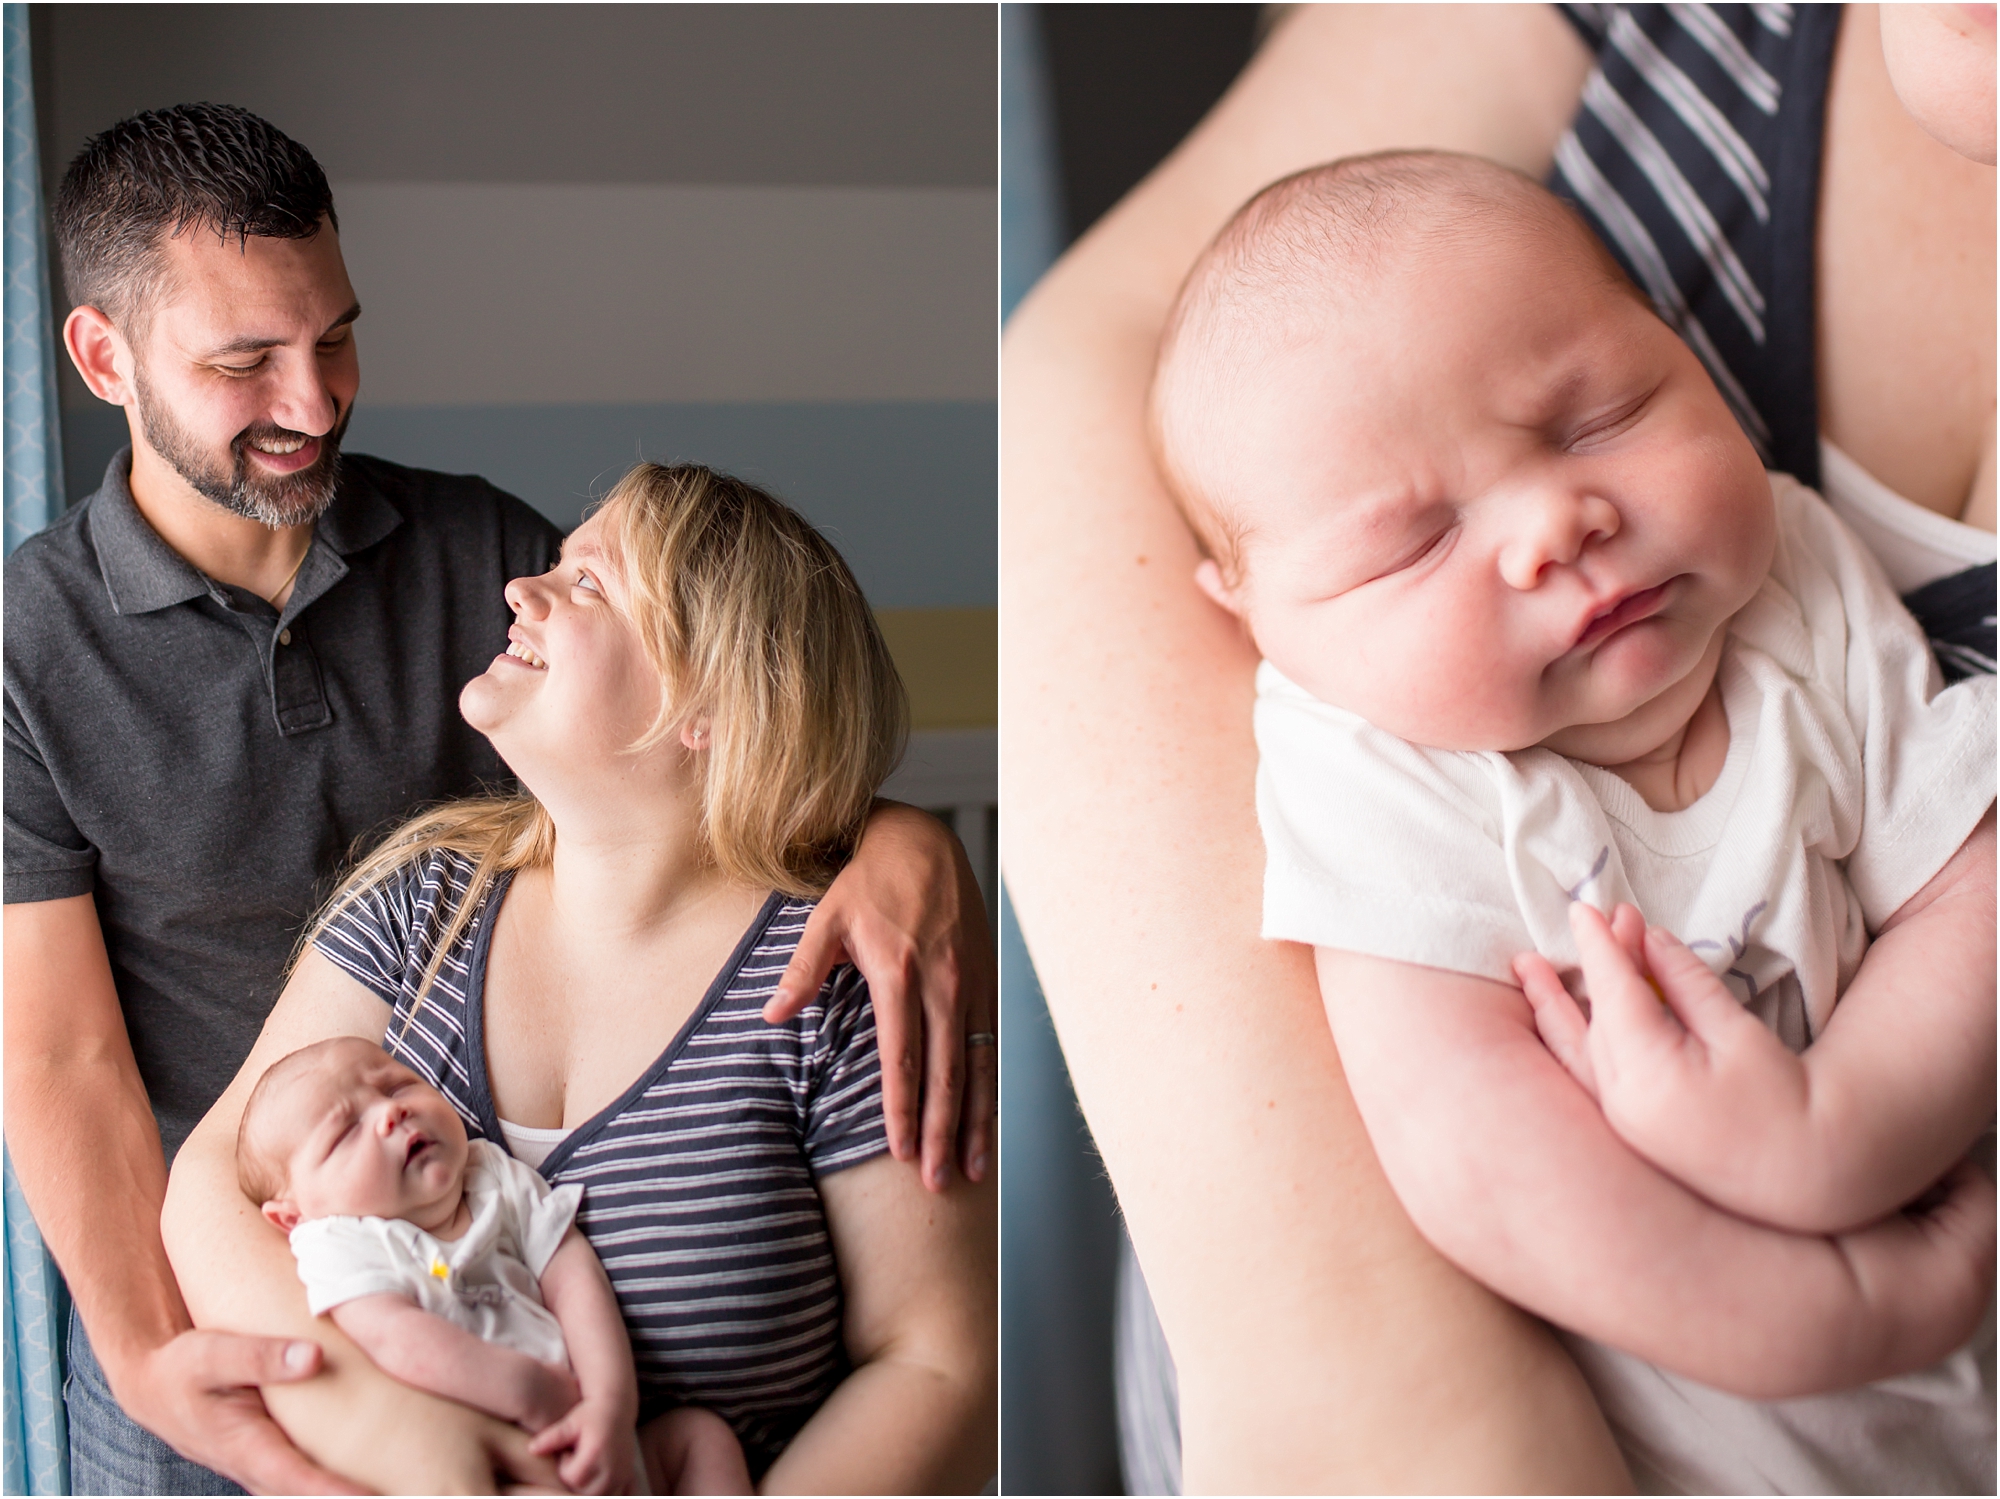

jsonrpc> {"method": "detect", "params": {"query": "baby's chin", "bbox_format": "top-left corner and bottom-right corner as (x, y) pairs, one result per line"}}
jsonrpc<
(1539, 634), (1726, 766)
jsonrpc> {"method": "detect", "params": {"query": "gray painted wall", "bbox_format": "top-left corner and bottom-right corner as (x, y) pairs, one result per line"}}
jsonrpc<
(38, 4), (995, 191)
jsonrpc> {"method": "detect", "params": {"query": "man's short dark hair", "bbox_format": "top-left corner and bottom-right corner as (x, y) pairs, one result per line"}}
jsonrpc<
(53, 102), (337, 334)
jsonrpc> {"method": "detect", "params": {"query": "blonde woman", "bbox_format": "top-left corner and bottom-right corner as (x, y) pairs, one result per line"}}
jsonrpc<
(162, 464), (996, 1494)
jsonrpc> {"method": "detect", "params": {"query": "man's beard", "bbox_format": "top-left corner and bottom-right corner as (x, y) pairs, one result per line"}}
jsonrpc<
(132, 366), (350, 530)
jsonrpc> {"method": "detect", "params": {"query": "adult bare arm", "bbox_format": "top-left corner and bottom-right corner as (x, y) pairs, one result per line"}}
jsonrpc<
(758, 1154), (995, 1494)
(1001, 5), (1627, 1490)
(768, 802), (997, 1192)
(161, 947), (561, 1495)
(3, 894), (357, 1496)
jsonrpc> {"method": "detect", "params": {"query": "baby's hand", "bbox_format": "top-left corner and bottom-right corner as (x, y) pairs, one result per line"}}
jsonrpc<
(516, 1359), (584, 1435)
(527, 1394), (635, 1496)
(1514, 902), (1817, 1225)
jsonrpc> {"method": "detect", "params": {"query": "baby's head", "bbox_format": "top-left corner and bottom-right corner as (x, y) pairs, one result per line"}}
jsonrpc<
(1151, 151), (1775, 763)
(237, 1036), (470, 1234)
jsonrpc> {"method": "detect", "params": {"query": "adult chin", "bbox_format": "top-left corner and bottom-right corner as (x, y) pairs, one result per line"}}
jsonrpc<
(457, 670), (511, 738)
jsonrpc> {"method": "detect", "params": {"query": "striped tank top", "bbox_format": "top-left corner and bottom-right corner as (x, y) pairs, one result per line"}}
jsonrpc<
(315, 849), (888, 1473)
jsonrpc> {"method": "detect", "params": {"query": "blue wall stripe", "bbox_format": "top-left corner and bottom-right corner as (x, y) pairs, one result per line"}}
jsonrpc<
(63, 401), (996, 610)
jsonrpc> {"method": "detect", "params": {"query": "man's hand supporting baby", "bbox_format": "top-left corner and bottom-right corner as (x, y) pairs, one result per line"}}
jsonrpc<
(1317, 940), (1995, 1401)
(1517, 812), (1995, 1234)
(330, 1228), (637, 1495)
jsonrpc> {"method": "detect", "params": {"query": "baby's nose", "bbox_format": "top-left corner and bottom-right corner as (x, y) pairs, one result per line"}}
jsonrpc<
(1499, 492), (1620, 590)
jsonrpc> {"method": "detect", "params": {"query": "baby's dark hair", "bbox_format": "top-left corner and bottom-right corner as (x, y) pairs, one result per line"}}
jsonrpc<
(1150, 149), (1648, 581)
(235, 1038), (368, 1207)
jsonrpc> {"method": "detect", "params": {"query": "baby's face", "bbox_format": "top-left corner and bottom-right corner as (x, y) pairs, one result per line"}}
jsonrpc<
(1195, 236), (1775, 761)
(264, 1039), (469, 1228)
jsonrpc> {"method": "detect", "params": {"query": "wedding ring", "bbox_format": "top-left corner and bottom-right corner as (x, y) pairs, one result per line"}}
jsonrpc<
(965, 1031), (997, 1048)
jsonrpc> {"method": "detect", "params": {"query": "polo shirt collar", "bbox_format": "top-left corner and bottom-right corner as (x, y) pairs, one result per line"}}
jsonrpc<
(88, 446), (405, 617)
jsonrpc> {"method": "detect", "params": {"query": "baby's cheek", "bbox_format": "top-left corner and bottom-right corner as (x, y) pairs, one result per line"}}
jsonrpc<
(1347, 639), (1524, 749)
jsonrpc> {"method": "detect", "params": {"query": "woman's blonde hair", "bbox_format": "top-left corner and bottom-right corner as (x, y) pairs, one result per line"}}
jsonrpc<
(304, 462), (907, 1013)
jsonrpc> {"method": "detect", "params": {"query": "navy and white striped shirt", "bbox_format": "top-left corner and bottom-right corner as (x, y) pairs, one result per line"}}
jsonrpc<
(316, 849), (888, 1472)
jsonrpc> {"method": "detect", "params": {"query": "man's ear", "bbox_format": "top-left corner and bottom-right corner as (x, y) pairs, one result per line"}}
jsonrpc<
(261, 1199), (303, 1234)
(63, 306), (135, 406)
(1193, 558), (1244, 617)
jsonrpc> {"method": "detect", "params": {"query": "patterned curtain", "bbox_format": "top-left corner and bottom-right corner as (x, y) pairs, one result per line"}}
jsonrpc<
(4, 6), (71, 1494)
(4, 0), (62, 553)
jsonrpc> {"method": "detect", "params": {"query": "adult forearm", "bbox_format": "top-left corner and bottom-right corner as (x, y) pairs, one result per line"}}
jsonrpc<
(759, 1351), (992, 1495)
(999, 10), (1622, 1490)
(6, 1046), (189, 1372)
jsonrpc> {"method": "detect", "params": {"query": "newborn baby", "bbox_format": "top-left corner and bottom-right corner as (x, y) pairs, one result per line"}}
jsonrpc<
(237, 1036), (749, 1495)
(1150, 151), (1995, 1493)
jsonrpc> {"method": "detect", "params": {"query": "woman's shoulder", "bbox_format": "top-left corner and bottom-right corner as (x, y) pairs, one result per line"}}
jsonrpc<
(722, 892), (871, 1028)
(330, 843), (480, 916)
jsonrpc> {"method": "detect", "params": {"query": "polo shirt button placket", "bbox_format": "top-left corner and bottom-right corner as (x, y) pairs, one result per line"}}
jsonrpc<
(270, 617), (332, 735)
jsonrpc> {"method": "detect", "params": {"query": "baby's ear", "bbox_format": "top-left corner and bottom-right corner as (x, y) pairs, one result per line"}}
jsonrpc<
(1193, 558), (1243, 617)
(261, 1199), (303, 1234)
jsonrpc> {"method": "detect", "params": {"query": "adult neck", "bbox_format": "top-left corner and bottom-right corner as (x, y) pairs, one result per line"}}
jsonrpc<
(538, 794), (742, 946)
(124, 422), (314, 608)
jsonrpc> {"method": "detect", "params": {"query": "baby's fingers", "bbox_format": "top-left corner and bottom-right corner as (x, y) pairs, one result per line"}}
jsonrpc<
(527, 1415), (579, 1457)
(1569, 903), (1683, 1069)
(1642, 924), (1755, 1046)
(1608, 901), (1647, 968)
(557, 1448), (610, 1497)
(1514, 951), (1597, 1097)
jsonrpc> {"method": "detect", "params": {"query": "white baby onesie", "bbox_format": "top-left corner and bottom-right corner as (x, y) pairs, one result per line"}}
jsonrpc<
(1257, 473), (1994, 1046)
(289, 1138), (584, 1369)
(1255, 473), (1996, 1494)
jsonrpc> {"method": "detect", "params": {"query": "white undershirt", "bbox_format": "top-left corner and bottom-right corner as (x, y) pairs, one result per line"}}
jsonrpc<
(1817, 438), (1994, 594)
(497, 1118), (569, 1171)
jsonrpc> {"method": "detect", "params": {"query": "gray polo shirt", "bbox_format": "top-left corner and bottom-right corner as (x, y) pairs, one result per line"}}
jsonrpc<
(4, 449), (562, 1160)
